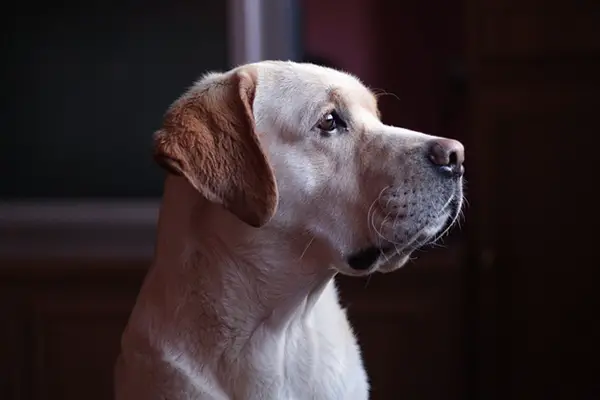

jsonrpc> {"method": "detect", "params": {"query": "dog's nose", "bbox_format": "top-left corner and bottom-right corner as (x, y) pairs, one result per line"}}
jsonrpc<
(427, 138), (465, 178)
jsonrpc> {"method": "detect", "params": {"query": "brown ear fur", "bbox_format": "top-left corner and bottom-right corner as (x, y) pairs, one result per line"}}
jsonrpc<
(153, 69), (278, 228)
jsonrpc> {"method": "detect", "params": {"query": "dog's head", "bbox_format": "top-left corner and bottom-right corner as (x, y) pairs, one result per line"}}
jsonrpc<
(154, 61), (464, 276)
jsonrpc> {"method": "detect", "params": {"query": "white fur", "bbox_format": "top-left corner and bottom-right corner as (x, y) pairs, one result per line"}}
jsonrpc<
(115, 61), (464, 399)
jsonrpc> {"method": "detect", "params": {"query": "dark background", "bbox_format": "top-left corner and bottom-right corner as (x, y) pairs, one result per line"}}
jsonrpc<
(1, 0), (599, 399)
(1, 0), (227, 198)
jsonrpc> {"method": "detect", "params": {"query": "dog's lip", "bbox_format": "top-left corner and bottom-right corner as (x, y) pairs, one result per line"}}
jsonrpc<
(346, 245), (396, 271)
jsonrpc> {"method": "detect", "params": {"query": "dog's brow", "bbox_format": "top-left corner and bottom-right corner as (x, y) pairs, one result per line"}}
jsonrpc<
(329, 87), (380, 120)
(328, 89), (351, 118)
(361, 90), (380, 117)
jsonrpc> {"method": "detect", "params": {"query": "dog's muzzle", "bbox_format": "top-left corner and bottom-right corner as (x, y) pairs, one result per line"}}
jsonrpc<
(346, 193), (462, 272)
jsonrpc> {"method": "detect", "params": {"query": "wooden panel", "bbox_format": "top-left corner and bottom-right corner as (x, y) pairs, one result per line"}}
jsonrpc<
(470, 0), (600, 62)
(0, 291), (27, 400)
(492, 107), (597, 399)
(352, 312), (462, 400)
(477, 0), (598, 12)
(479, 10), (600, 59)
(468, 75), (598, 398)
(465, 0), (600, 396)
(30, 290), (135, 400)
(0, 261), (145, 400)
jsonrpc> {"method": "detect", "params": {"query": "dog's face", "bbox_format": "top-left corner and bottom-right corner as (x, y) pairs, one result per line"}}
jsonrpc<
(154, 61), (464, 276)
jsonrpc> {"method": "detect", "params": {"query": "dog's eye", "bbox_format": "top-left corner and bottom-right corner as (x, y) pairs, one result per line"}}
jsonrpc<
(317, 111), (345, 135)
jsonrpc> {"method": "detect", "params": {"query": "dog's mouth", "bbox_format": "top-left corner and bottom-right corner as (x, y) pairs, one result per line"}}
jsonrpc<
(346, 246), (395, 271)
(345, 196), (462, 273)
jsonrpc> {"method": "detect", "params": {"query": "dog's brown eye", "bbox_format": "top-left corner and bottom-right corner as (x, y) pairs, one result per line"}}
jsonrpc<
(318, 113), (336, 132)
(317, 111), (345, 135)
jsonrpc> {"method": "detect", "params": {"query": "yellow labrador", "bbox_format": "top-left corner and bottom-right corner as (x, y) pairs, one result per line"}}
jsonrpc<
(115, 61), (465, 399)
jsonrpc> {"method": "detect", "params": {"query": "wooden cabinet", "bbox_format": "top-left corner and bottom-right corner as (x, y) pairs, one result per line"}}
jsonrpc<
(0, 263), (143, 400)
(466, 1), (600, 399)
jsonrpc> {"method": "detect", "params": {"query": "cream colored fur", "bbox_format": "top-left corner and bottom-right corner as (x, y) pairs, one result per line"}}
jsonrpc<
(115, 61), (464, 399)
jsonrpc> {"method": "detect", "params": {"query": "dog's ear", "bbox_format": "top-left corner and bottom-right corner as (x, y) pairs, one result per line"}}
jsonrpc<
(153, 69), (278, 228)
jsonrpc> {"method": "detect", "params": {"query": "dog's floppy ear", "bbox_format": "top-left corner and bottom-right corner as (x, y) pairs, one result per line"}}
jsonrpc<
(153, 69), (278, 228)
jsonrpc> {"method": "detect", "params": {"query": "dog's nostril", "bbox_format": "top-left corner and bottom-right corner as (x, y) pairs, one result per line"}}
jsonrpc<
(448, 151), (457, 166)
(427, 138), (465, 178)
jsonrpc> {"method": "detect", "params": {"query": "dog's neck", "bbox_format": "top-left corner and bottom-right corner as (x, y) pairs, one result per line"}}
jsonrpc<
(149, 176), (338, 352)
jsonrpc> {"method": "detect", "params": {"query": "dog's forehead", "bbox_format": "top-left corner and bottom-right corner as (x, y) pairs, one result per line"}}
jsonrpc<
(253, 61), (378, 115)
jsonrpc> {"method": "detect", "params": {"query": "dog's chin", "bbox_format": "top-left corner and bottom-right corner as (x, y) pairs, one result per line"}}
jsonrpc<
(377, 252), (412, 273)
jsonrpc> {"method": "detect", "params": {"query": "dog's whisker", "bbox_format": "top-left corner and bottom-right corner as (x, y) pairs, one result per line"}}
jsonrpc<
(372, 213), (390, 245)
(367, 186), (392, 246)
(366, 192), (381, 237)
(391, 242), (404, 257)
(456, 209), (465, 230)
(377, 212), (394, 244)
(384, 195), (396, 210)
(376, 211), (403, 258)
(378, 216), (405, 261)
(299, 236), (316, 260)
(425, 193), (463, 248)
(371, 88), (401, 103)
(364, 273), (373, 288)
(461, 196), (470, 208)
(378, 247), (392, 265)
(426, 221), (453, 247)
(391, 206), (404, 231)
(367, 204), (378, 242)
(376, 214), (404, 246)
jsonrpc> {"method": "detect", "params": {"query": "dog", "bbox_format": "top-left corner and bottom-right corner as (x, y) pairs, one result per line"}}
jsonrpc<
(114, 60), (465, 399)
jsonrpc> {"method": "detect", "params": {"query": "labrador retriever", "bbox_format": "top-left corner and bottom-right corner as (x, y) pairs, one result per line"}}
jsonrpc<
(114, 60), (465, 400)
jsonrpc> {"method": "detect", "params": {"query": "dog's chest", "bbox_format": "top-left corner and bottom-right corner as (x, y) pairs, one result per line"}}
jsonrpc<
(235, 303), (369, 399)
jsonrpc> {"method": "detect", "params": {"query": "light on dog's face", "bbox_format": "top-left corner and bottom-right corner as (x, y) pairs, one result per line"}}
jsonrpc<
(252, 61), (464, 276)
